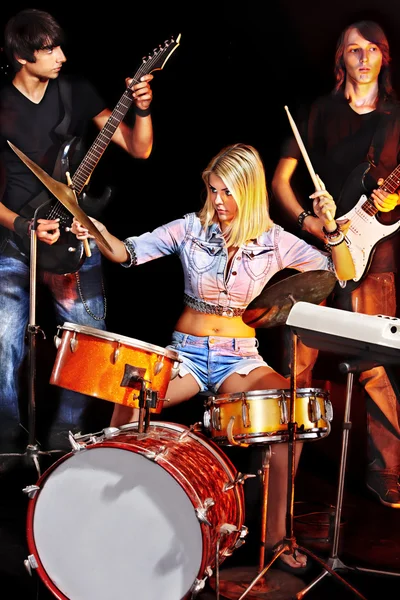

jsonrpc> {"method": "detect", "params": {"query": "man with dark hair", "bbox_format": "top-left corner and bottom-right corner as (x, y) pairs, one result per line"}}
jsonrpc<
(0, 8), (154, 452)
(272, 20), (400, 508)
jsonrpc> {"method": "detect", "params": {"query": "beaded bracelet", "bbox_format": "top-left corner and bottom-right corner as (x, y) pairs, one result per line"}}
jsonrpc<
(325, 232), (345, 246)
(322, 222), (340, 239)
(297, 210), (313, 229)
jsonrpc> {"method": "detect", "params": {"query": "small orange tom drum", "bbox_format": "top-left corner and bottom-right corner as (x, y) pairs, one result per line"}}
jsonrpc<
(50, 323), (181, 413)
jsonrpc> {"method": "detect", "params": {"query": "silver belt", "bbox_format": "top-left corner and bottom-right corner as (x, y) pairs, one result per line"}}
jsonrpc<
(183, 294), (245, 318)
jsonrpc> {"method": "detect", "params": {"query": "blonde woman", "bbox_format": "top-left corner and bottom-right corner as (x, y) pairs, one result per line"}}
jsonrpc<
(72, 143), (355, 573)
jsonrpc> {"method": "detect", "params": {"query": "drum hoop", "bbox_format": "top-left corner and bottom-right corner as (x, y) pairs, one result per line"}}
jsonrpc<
(60, 322), (180, 361)
(211, 387), (326, 403)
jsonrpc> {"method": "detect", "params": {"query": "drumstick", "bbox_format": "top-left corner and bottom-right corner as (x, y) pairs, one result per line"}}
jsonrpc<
(66, 171), (91, 257)
(284, 105), (333, 223)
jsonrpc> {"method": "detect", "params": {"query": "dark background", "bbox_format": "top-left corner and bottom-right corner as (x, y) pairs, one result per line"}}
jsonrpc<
(1, 4), (400, 598)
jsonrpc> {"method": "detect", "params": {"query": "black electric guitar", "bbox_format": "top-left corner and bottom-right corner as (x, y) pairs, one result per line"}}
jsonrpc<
(335, 160), (400, 293)
(16, 34), (181, 275)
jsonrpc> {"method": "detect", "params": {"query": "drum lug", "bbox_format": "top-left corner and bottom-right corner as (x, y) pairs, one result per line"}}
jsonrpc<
(279, 397), (289, 424)
(190, 568), (212, 596)
(234, 524), (249, 548)
(224, 472), (256, 491)
(203, 409), (211, 430)
(241, 398), (251, 428)
(309, 396), (322, 423)
(178, 422), (203, 440)
(218, 522), (248, 554)
(22, 484), (40, 499)
(325, 398), (334, 422)
(153, 359), (164, 375)
(170, 359), (181, 380)
(211, 407), (221, 431)
(112, 342), (121, 364)
(70, 332), (78, 353)
(24, 554), (38, 575)
(146, 445), (167, 461)
(195, 497), (215, 525)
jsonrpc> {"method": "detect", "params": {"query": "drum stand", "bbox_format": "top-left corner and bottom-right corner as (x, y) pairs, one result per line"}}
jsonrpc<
(295, 359), (400, 599)
(0, 205), (64, 476)
(236, 331), (367, 600)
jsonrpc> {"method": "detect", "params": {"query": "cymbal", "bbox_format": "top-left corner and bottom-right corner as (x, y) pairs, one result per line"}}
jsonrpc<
(7, 140), (113, 254)
(208, 565), (305, 599)
(243, 270), (337, 329)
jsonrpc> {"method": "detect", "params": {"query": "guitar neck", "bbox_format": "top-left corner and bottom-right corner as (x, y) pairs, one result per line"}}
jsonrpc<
(69, 34), (180, 196)
(71, 64), (150, 195)
(364, 163), (400, 216)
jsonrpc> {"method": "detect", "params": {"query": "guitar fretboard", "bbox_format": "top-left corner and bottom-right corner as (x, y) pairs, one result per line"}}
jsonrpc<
(363, 163), (400, 216)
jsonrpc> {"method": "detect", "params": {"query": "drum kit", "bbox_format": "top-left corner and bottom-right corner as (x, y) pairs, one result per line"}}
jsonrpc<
(1, 147), (375, 599)
(17, 266), (369, 600)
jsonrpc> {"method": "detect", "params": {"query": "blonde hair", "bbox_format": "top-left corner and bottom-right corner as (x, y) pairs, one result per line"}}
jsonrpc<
(199, 143), (272, 247)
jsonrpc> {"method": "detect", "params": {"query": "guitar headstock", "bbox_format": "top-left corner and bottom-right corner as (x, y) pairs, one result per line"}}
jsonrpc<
(138, 34), (181, 77)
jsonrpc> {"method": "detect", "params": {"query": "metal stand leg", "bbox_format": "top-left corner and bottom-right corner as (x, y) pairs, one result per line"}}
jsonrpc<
(296, 360), (400, 599)
(0, 206), (65, 477)
(239, 332), (368, 600)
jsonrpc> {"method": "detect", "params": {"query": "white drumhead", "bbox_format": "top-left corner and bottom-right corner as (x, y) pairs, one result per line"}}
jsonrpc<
(32, 446), (203, 599)
(59, 322), (180, 361)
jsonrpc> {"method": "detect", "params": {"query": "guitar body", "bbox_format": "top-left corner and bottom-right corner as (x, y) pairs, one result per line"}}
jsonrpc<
(17, 137), (114, 275)
(18, 138), (86, 275)
(335, 162), (400, 293)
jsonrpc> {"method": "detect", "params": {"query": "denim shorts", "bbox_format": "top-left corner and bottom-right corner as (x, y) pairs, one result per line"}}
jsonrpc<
(166, 331), (269, 393)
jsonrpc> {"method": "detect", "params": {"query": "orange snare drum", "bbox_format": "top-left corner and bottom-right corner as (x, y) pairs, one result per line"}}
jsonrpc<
(50, 323), (181, 413)
(203, 388), (333, 446)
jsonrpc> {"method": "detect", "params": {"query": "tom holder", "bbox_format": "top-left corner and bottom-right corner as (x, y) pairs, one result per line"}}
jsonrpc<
(0, 202), (65, 476)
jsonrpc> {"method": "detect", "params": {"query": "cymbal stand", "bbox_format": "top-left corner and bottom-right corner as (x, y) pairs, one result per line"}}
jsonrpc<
(0, 203), (65, 476)
(296, 359), (400, 599)
(238, 327), (367, 600)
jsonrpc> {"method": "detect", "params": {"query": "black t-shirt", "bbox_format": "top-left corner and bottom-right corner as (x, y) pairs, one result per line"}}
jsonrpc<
(280, 92), (400, 272)
(0, 74), (106, 216)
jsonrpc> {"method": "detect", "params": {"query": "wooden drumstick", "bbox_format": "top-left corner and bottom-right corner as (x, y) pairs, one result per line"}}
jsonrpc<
(284, 105), (333, 223)
(66, 171), (91, 257)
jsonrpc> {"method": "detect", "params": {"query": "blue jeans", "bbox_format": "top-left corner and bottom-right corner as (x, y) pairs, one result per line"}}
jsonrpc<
(166, 332), (268, 393)
(0, 238), (109, 451)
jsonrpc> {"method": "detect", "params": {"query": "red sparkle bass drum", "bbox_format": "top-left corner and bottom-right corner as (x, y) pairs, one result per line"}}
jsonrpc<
(24, 422), (247, 600)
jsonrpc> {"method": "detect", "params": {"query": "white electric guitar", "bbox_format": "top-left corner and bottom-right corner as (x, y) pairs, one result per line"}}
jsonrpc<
(335, 161), (400, 292)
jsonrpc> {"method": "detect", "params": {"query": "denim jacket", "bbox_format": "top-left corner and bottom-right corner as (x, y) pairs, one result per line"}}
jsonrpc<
(123, 212), (334, 316)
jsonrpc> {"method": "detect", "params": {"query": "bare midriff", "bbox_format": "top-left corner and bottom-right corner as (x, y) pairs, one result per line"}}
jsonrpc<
(174, 306), (256, 338)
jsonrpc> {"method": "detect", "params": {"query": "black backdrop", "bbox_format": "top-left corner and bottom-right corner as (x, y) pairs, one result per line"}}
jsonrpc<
(2, 0), (400, 375)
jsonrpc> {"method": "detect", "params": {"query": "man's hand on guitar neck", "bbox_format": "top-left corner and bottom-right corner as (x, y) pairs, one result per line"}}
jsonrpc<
(372, 178), (400, 212)
(127, 73), (153, 113)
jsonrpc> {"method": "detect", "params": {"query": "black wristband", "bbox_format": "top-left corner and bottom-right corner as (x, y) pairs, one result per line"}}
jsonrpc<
(14, 216), (31, 238)
(297, 210), (313, 229)
(135, 106), (151, 117)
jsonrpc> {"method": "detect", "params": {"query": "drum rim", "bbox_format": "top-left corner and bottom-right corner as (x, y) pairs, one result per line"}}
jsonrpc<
(59, 322), (180, 361)
(210, 387), (327, 402)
